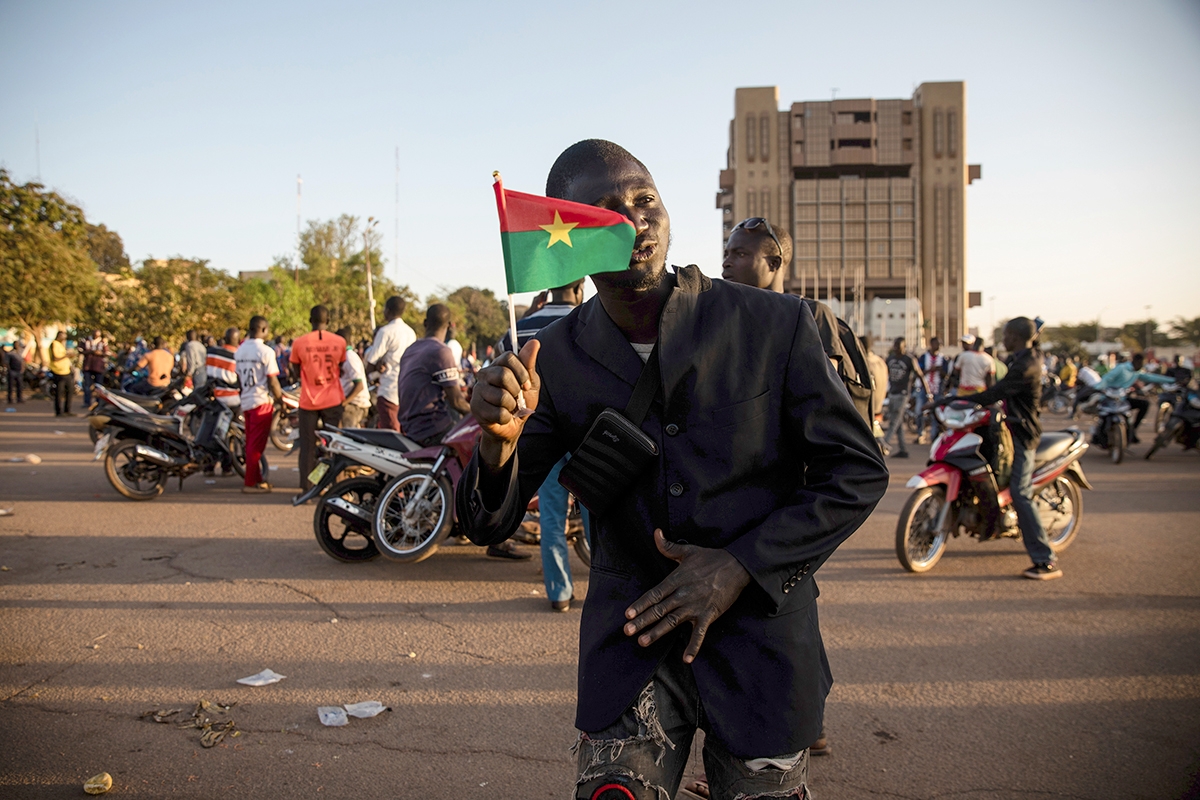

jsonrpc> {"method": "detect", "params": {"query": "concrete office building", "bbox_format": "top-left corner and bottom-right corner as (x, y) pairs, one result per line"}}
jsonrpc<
(716, 83), (980, 346)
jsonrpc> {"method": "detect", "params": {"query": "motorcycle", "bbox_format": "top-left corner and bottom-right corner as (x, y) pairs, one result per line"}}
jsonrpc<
(93, 385), (261, 500)
(291, 425), (428, 561)
(270, 383), (301, 452)
(86, 377), (191, 442)
(1077, 386), (1134, 464)
(895, 400), (1091, 573)
(1153, 383), (1184, 436)
(1145, 386), (1200, 460)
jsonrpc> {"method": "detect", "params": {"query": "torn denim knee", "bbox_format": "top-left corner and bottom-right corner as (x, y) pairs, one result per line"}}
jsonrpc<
(572, 683), (678, 800)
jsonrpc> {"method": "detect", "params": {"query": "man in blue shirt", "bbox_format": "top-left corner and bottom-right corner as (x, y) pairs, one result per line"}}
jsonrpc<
(1090, 353), (1173, 443)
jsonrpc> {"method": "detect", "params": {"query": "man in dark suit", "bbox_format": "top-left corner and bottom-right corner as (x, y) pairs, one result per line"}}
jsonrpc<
(456, 139), (888, 800)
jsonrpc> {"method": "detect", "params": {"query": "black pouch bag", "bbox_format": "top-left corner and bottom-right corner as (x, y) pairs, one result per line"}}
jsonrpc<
(558, 346), (660, 516)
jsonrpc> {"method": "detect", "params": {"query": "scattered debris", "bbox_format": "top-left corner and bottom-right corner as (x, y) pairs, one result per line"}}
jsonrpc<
(141, 708), (183, 723)
(407, 652), (416, 658)
(318, 706), (348, 727)
(0, 566), (9, 571)
(205, 479), (217, 485)
(0, 508), (13, 517)
(237, 668), (286, 686)
(344, 701), (389, 718)
(54, 430), (65, 435)
(330, 618), (338, 624)
(84, 772), (112, 795)
(8, 454), (41, 464)
(170, 699), (239, 747)
(4, 408), (14, 413)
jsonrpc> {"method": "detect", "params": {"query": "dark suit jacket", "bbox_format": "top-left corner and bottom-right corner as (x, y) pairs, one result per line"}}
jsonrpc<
(455, 265), (888, 757)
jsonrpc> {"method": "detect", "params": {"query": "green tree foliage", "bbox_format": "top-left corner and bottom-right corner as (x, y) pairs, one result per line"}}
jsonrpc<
(87, 223), (130, 273)
(1117, 319), (1175, 352)
(424, 285), (510, 352)
(294, 215), (397, 338)
(234, 262), (317, 340)
(1168, 316), (1200, 346)
(87, 258), (243, 345)
(1040, 321), (1102, 358)
(0, 169), (102, 353)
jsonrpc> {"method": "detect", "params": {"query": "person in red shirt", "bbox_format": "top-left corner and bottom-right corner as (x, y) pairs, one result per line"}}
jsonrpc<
(290, 305), (346, 492)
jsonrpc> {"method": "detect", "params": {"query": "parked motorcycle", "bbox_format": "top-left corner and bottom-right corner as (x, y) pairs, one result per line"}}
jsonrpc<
(291, 426), (426, 561)
(270, 383), (301, 452)
(93, 385), (260, 500)
(1078, 386), (1134, 464)
(1153, 383), (1184, 435)
(86, 377), (191, 443)
(895, 400), (1091, 573)
(1145, 386), (1200, 460)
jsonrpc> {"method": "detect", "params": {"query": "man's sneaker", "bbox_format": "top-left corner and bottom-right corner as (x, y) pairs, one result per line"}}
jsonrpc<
(1022, 562), (1062, 580)
(242, 483), (272, 494)
(550, 595), (575, 613)
(810, 728), (831, 756)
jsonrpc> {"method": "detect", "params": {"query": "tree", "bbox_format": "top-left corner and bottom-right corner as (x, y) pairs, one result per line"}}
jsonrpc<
(425, 286), (510, 352)
(1168, 316), (1200, 346)
(234, 261), (317, 340)
(295, 215), (398, 339)
(0, 169), (101, 359)
(1117, 318), (1175, 352)
(87, 223), (130, 273)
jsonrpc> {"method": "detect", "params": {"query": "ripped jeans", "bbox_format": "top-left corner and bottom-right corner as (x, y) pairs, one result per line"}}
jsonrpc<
(573, 642), (810, 800)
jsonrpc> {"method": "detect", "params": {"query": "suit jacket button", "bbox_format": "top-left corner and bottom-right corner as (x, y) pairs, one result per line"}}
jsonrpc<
(669, 482), (684, 497)
(665, 423), (679, 436)
(783, 586), (790, 594)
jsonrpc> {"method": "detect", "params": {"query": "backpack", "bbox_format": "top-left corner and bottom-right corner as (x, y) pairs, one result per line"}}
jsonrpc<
(802, 298), (873, 426)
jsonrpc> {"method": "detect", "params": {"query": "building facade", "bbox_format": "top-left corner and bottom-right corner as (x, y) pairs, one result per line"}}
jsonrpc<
(717, 83), (979, 346)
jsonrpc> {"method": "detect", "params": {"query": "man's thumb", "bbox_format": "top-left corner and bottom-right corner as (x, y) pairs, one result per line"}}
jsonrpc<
(654, 528), (684, 562)
(518, 339), (540, 388)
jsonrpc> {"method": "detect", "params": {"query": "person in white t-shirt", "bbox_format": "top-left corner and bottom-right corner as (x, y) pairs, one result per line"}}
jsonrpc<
(234, 316), (283, 493)
(953, 334), (996, 396)
(336, 327), (373, 428)
(365, 295), (417, 431)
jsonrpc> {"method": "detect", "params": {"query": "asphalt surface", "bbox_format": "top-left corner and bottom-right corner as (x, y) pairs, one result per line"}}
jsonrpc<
(1, 399), (1198, 799)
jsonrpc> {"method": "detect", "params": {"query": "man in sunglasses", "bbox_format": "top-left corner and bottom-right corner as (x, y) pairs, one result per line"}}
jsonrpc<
(723, 217), (874, 428)
(458, 140), (887, 800)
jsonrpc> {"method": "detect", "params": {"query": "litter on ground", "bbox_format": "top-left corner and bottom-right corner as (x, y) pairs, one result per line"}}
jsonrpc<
(237, 668), (286, 686)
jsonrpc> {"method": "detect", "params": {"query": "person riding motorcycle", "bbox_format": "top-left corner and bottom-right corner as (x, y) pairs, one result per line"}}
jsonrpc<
(1076, 353), (1173, 443)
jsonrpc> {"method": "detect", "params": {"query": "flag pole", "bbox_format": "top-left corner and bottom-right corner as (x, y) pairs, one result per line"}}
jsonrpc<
(494, 171), (530, 416)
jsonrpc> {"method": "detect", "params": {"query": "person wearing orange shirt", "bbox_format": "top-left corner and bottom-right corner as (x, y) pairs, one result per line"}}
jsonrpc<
(131, 336), (174, 395)
(290, 305), (346, 493)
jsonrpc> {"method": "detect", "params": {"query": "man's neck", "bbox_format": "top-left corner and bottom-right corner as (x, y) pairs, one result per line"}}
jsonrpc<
(594, 273), (672, 344)
(426, 326), (449, 342)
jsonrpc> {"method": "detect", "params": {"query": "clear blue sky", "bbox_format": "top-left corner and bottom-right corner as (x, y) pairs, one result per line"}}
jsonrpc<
(2, 0), (1197, 330)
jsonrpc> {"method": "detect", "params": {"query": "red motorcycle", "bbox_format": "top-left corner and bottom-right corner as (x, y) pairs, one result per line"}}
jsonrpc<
(895, 400), (1092, 573)
(368, 414), (591, 566)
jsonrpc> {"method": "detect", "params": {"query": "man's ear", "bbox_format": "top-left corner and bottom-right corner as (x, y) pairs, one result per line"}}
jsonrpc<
(767, 255), (782, 273)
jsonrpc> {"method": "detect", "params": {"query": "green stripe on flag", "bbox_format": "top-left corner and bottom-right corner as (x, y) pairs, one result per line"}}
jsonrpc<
(501, 226), (634, 294)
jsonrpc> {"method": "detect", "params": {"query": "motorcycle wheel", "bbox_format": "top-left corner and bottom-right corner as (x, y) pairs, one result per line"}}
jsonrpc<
(1050, 395), (1071, 415)
(104, 439), (167, 501)
(226, 427), (269, 479)
(567, 502), (592, 567)
(88, 424), (101, 444)
(270, 409), (295, 453)
(372, 468), (454, 563)
(1035, 475), (1083, 552)
(1155, 402), (1173, 435)
(313, 477), (382, 562)
(895, 486), (949, 573)
(1146, 418), (1182, 460)
(1109, 418), (1126, 464)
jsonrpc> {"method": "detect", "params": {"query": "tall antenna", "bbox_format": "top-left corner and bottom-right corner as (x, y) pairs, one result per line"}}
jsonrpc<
(34, 116), (41, 182)
(394, 146), (400, 282)
(295, 174), (303, 282)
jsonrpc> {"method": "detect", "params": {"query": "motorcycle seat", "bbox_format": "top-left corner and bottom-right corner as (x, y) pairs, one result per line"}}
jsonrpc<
(111, 389), (164, 408)
(1034, 431), (1079, 465)
(339, 427), (422, 453)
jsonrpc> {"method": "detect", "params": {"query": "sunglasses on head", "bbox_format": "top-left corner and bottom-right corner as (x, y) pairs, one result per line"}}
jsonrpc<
(732, 217), (783, 259)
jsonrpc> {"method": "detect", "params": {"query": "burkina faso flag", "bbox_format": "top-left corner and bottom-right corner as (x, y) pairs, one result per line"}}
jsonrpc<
(493, 174), (636, 294)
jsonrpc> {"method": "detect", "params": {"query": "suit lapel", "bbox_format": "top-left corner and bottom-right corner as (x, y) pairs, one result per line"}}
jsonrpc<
(574, 296), (644, 388)
(658, 266), (711, 404)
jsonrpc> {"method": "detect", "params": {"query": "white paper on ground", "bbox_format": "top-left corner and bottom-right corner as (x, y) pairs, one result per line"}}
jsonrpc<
(343, 701), (389, 718)
(318, 706), (349, 726)
(236, 668), (286, 686)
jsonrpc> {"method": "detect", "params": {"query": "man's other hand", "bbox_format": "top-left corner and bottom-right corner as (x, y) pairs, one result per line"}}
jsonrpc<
(624, 529), (752, 664)
(471, 339), (540, 471)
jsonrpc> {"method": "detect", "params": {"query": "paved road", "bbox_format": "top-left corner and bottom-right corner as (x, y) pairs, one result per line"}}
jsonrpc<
(1, 400), (1198, 799)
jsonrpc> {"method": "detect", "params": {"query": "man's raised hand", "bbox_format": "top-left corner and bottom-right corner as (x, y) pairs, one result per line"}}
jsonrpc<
(470, 339), (540, 471)
(623, 529), (752, 664)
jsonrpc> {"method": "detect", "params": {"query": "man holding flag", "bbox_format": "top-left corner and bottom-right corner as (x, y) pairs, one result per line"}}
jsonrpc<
(458, 140), (887, 800)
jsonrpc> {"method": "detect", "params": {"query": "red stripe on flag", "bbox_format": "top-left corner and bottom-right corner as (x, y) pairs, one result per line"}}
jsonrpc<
(493, 179), (634, 234)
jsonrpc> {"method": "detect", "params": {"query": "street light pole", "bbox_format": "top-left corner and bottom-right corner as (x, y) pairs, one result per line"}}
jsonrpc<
(365, 217), (379, 330)
(1145, 305), (1152, 352)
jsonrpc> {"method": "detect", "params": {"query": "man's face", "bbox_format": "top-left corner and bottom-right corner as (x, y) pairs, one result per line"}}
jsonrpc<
(562, 160), (669, 291)
(930, 337), (940, 353)
(897, 340), (907, 355)
(57, 332), (66, 342)
(721, 229), (777, 289)
(1002, 325), (1023, 352)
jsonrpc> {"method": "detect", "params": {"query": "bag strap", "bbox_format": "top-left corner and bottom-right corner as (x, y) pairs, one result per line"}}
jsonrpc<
(623, 344), (661, 425)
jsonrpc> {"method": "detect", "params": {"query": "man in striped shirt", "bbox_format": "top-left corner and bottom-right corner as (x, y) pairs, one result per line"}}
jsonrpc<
(206, 327), (241, 408)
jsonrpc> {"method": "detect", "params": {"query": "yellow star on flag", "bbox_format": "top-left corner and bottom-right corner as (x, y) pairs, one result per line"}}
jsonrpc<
(539, 210), (579, 248)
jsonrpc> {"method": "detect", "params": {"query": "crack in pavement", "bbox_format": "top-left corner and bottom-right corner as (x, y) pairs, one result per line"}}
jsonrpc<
(1, 652), (99, 703)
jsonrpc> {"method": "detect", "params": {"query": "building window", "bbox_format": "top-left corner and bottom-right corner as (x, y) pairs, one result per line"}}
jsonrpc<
(760, 114), (771, 162)
(902, 138), (913, 151)
(933, 108), (945, 157)
(947, 109), (958, 158)
(747, 189), (756, 217)
(837, 139), (872, 149)
(902, 111), (912, 126)
(761, 190), (771, 221)
(746, 113), (756, 161)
